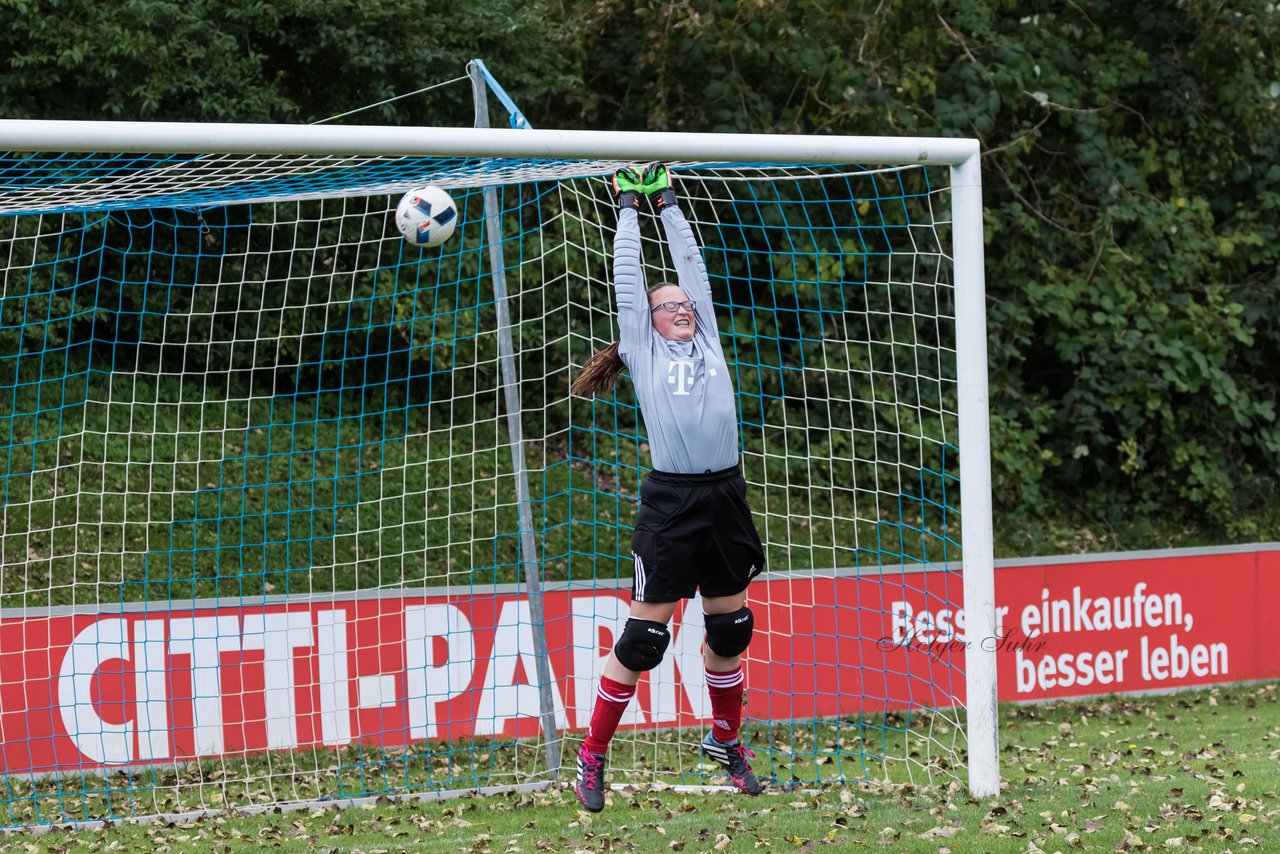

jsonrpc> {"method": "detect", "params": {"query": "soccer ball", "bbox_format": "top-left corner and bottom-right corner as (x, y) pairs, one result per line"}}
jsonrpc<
(394, 186), (458, 247)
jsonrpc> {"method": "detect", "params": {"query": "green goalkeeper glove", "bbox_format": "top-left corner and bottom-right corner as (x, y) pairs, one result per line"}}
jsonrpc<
(612, 167), (644, 211)
(640, 162), (678, 210)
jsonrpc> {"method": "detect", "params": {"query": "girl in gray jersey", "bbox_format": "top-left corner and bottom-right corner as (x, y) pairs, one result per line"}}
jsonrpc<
(570, 164), (766, 812)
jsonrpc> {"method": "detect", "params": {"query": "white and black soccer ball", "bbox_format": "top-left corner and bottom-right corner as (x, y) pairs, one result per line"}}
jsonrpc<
(394, 186), (458, 247)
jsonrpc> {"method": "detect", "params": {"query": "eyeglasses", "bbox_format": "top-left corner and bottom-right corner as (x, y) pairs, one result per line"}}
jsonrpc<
(649, 300), (696, 314)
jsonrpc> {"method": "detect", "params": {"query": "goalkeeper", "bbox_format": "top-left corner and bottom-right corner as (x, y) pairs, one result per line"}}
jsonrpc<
(570, 164), (767, 813)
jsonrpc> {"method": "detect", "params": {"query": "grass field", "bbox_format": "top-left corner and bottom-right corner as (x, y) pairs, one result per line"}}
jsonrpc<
(3, 359), (1259, 614)
(4, 681), (1276, 853)
(0, 363), (956, 609)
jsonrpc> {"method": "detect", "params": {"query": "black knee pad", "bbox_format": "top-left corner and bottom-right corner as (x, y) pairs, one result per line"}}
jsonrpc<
(614, 618), (671, 672)
(704, 607), (754, 658)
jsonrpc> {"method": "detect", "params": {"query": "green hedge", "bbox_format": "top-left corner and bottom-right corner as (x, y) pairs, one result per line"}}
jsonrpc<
(1, 0), (1276, 551)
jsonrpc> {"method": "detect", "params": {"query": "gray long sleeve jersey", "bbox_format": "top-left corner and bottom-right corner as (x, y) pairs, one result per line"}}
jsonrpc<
(613, 206), (738, 474)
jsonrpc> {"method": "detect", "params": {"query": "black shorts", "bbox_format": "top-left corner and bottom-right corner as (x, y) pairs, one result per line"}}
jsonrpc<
(629, 466), (766, 603)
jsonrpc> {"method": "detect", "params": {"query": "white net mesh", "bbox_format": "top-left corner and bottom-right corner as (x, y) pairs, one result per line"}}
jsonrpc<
(0, 150), (966, 826)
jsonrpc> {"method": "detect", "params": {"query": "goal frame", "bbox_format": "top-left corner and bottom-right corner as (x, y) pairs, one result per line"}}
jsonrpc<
(0, 119), (998, 798)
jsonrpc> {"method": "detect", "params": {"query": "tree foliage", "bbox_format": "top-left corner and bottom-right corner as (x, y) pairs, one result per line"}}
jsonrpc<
(568, 0), (1280, 544)
(0, 0), (574, 124)
(1, 0), (1276, 548)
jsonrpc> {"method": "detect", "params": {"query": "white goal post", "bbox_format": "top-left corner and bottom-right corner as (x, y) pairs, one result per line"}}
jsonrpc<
(0, 119), (998, 825)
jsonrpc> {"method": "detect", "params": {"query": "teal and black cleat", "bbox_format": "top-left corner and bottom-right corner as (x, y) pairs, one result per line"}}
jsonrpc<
(574, 745), (607, 812)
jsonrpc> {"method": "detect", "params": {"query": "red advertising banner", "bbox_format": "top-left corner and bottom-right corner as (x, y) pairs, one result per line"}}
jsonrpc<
(0, 545), (1274, 776)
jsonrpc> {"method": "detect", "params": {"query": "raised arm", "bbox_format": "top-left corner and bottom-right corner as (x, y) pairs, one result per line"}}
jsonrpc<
(611, 169), (652, 358)
(658, 204), (720, 343)
(639, 164), (725, 361)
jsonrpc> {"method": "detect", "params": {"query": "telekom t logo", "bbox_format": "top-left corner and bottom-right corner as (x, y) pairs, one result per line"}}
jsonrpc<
(667, 360), (696, 395)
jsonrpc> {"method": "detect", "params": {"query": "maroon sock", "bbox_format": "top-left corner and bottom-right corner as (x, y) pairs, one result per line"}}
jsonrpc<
(706, 666), (745, 743)
(582, 675), (637, 755)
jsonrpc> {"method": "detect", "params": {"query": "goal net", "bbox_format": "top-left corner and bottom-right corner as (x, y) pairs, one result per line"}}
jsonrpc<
(0, 123), (995, 826)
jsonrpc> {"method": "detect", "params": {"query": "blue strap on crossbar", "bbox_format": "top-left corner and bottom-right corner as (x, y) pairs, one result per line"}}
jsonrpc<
(469, 59), (533, 130)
